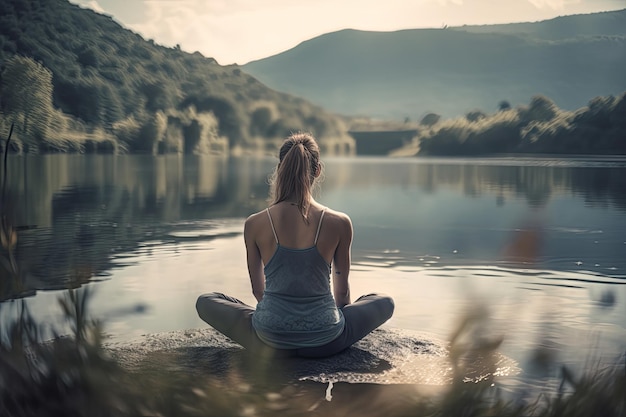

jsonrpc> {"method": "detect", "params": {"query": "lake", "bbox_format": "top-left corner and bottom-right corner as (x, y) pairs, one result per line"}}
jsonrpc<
(1, 154), (625, 391)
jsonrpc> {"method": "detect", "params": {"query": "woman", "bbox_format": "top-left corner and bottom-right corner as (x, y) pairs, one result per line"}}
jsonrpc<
(196, 132), (394, 358)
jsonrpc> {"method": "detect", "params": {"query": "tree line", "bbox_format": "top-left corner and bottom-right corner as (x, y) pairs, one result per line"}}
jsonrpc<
(414, 93), (626, 156)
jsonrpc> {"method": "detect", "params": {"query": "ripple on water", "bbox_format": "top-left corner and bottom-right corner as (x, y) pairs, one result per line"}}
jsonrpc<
(107, 219), (244, 264)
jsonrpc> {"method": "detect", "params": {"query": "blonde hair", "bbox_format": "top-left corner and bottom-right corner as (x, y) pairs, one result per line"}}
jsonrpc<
(269, 132), (321, 222)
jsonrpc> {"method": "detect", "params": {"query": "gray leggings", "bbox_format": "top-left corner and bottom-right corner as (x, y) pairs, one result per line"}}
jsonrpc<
(195, 292), (394, 358)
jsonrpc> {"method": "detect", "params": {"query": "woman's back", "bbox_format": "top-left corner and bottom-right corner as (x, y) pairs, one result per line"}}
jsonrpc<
(196, 132), (393, 357)
(248, 203), (343, 265)
(251, 204), (345, 348)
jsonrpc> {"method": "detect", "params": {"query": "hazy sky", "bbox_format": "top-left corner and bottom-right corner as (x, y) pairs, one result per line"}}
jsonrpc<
(70, 0), (625, 65)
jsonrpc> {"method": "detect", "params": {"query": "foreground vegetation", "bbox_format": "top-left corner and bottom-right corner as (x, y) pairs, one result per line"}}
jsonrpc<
(1, 287), (624, 417)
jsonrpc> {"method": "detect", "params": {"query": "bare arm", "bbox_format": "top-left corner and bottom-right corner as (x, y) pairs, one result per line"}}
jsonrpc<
(332, 214), (353, 308)
(244, 217), (265, 302)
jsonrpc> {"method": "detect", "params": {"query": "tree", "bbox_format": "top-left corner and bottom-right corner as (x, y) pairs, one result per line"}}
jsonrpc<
(54, 78), (102, 125)
(129, 111), (166, 154)
(76, 45), (100, 67)
(179, 95), (244, 146)
(99, 83), (124, 126)
(0, 55), (54, 146)
(609, 92), (626, 129)
(521, 95), (558, 123)
(141, 80), (179, 112)
(498, 100), (511, 111)
(249, 106), (273, 137)
(466, 110), (486, 123)
(573, 95), (616, 129)
(420, 113), (441, 127)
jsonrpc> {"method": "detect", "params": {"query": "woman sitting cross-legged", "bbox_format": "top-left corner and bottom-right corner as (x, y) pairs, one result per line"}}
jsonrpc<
(196, 132), (394, 358)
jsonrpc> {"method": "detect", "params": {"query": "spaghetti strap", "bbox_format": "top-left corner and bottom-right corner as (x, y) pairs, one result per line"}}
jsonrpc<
(266, 208), (279, 244)
(314, 209), (326, 245)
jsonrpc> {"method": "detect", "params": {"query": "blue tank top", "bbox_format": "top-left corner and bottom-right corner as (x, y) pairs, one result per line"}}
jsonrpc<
(252, 208), (345, 349)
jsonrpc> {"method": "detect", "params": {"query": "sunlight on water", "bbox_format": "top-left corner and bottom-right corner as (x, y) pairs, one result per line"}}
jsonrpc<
(298, 327), (521, 386)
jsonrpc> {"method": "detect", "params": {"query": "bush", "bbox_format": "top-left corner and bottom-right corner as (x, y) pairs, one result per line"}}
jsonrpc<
(112, 115), (141, 146)
(417, 93), (626, 156)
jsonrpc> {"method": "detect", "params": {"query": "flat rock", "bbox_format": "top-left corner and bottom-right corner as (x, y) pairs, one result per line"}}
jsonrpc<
(105, 327), (519, 385)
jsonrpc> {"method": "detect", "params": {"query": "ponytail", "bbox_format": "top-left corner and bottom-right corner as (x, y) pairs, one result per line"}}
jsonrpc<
(270, 132), (321, 222)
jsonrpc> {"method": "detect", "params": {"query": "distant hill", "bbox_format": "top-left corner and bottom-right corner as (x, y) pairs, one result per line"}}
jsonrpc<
(243, 9), (626, 120)
(0, 0), (354, 154)
(453, 9), (626, 40)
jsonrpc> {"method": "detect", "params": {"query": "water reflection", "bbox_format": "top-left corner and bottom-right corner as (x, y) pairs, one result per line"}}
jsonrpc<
(1, 155), (625, 302)
(323, 157), (626, 211)
(1, 155), (273, 300)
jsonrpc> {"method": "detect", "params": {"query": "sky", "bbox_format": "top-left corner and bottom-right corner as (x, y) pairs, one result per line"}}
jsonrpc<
(69, 0), (625, 65)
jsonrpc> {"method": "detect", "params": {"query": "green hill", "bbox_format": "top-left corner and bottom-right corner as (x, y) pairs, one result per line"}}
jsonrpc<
(0, 0), (354, 154)
(242, 9), (626, 120)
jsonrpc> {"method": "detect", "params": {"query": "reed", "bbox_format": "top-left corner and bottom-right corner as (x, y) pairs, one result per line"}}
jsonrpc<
(0, 289), (624, 417)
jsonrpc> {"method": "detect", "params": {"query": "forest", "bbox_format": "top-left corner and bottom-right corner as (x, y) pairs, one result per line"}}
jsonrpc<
(0, 0), (354, 155)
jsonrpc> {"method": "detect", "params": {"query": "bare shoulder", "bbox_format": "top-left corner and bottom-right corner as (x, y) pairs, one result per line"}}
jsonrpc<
(246, 209), (267, 222)
(244, 209), (268, 232)
(322, 207), (352, 230)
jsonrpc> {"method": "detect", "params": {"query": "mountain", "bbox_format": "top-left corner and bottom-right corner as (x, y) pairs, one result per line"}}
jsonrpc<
(242, 9), (626, 120)
(0, 0), (354, 154)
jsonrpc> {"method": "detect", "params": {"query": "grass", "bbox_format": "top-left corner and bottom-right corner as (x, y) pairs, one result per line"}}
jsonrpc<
(0, 288), (624, 417)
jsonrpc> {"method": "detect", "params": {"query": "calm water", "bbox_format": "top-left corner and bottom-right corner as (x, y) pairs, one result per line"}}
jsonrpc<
(1, 154), (625, 388)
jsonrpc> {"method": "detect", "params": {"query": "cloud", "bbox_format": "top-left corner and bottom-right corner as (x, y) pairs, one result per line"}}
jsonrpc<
(71, 0), (625, 65)
(126, 0), (457, 63)
(436, 0), (464, 5)
(526, 0), (579, 10)
(127, 0), (336, 63)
